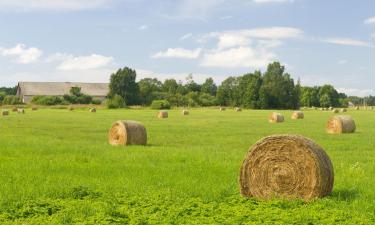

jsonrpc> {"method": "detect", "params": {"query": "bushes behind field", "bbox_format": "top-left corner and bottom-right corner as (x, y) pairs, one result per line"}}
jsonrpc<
(151, 100), (171, 110)
(2, 95), (22, 105)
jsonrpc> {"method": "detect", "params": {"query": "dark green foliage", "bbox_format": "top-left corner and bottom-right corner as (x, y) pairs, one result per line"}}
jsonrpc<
(31, 96), (66, 106)
(91, 99), (102, 105)
(2, 95), (22, 105)
(109, 67), (140, 105)
(0, 86), (17, 95)
(0, 92), (5, 104)
(106, 94), (125, 109)
(150, 100), (171, 109)
(139, 78), (162, 105)
(201, 77), (217, 96)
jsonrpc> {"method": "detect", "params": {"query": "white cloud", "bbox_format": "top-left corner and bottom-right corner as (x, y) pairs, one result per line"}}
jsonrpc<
(0, 43), (42, 64)
(138, 25), (148, 30)
(364, 17), (375, 25)
(338, 59), (348, 65)
(370, 33), (375, 38)
(57, 54), (114, 70)
(253, 0), (294, 3)
(337, 88), (375, 97)
(321, 38), (375, 48)
(220, 15), (233, 20)
(180, 33), (193, 40)
(152, 48), (202, 59)
(0, 0), (113, 11)
(201, 46), (276, 68)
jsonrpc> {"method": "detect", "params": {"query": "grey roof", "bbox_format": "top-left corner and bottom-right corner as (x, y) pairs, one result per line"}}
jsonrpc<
(18, 82), (109, 97)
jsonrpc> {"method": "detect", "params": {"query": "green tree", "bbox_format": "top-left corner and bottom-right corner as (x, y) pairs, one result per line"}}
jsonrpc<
(185, 74), (201, 92)
(201, 77), (217, 96)
(318, 85), (339, 107)
(162, 79), (178, 94)
(69, 87), (82, 96)
(216, 77), (238, 106)
(109, 67), (140, 105)
(237, 71), (262, 108)
(138, 78), (162, 105)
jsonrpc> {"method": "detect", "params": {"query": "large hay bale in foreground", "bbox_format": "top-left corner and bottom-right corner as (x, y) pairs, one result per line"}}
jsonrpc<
(326, 115), (356, 134)
(269, 112), (284, 123)
(157, 111), (168, 118)
(108, 120), (147, 146)
(182, 110), (189, 115)
(2, 110), (9, 116)
(291, 111), (304, 119)
(240, 135), (334, 201)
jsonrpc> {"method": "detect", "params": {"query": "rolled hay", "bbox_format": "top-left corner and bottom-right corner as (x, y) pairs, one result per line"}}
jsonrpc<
(340, 108), (347, 113)
(328, 107), (333, 111)
(269, 112), (284, 123)
(31, 107), (37, 111)
(355, 106), (359, 110)
(12, 107), (17, 112)
(90, 108), (96, 113)
(326, 115), (356, 134)
(2, 110), (9, 116)
(108, 120), (147, 146)
(291, 111), (304, 119)
(235, 107), (242, 112)
(239, 135), (334, 201)
(157, 111), (168, 119)
(69, 106), (74, 111)
(17, 108), (25, 114)
(332, 109), (339, 113)
(219, 107), (226, 111)
(182, 110), (189, 115)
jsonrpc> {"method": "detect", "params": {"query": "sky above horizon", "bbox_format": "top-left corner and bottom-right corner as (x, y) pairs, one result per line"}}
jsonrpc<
(1, 0), (375, 96)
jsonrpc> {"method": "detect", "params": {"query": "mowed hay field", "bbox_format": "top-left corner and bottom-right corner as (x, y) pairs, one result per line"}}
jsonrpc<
(0, 108), (375, 224)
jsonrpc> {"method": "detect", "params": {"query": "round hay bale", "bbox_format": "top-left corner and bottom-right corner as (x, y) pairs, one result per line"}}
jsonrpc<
(2, 110), (9, 116)
(328, 107), (333, 111)
(157, 111), (168, 118)
(12, 107), (17, 112)
(108, 120), (147, 146)
(90, 108), (96, 113)
(219, 107), (226, 111)
(17, 109), (25, 114)
(355, 106), (359, 110)
(269, 112), (284, 123)
(340, 108), (347, 113)
(69, 106), (74, 111)
(326, 115), (356, 134)
(239, 135), (334, 201)
(332, 109), (339, 113)
(235, 107), (242, 112)
(182, 110), (189, 115)
(31, 107), (38, 111)
(291, 111), (304, 119)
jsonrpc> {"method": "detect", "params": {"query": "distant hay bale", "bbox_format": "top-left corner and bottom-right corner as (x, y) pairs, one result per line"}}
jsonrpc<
(291, 111), (304, 119)
(328, 107), (333, 111)
(219, 107), (226, 111)
(31, 107), (37, 111)
(332, 109), (339, 113)
(157, 111), (168, 118)
(90, 108), (96, 113)
(108, 120), (147, 146)
(235, 107), (242, 112)
(355, 106), (359, 110)
(269, 112), (284, 123)
(326, 115), (356, 134)
(2, 110), (9, 116)
(182, 110), (189, 115)
(12, 107), (17, 112)
(69, 106), (74, 111)
(17, 109), (25, 114)
(340, 108), (347, 113)
(239, 135), (334, 201)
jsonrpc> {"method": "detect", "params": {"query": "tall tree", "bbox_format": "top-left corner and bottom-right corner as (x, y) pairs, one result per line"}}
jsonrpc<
(109, 67), (140, 105)
(138, 78), (162, 105)
(237, 71), (262, 108)
(201, 77), (217, 96)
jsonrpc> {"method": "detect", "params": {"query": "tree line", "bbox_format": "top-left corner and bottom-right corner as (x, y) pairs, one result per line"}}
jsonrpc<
(108, 62), (350, 109)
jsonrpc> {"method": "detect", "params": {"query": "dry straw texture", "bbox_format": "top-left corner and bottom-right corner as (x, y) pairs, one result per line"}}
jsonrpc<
(355, 106), (359, 110)
(340, 108), (347, 113)
(332, 109), (339, 113)
(157, 111), (168, 118)
(291, 111), (304, 119)
(240, 135), (334, 201)
(108, 120), (147, 146)
(326, 115), (356, 134)
(220, 107), (226, 111)
(182, 110), (189, 115)
(90, 108), (96, 113)
(2, 110), (9, 116)
(17, 109), (25, 114)
(269, 112), (284, 123)
(31, 107), (37, 111)
(12, 107), (17, 112)
(235, 107), (242, 112)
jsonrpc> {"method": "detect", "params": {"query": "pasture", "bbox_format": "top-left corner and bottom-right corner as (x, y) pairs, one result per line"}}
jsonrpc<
(0, 108), (374, 224)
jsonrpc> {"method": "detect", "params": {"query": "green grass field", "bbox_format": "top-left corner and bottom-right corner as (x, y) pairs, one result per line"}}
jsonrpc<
(0, 108), (374, 224)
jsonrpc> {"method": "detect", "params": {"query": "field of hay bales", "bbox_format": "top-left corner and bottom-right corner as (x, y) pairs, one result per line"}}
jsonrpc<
(0, 108), (375, 224)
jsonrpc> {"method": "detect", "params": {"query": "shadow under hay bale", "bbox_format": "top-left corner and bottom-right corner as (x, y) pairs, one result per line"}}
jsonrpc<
(90, 108), (96, 113)
(269, 112), (284, 123)
(326, 115), (356, 134)
(240, 135), (334, 201)
(182, 110), (189, 115)
(108, 120), (147, 146)
(2, 110), (9, 116)
(291, 111), (304, 119)
(157, 111), (168, 118)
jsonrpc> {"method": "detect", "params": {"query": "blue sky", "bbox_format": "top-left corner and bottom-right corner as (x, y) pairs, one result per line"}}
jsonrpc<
(1, 0), (375, 96)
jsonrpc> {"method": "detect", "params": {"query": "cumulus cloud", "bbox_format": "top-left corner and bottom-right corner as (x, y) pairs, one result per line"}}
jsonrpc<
(0, 0), (113, 11)
(338, 59), (348, 65)
(321, 38), (375, 48)
(180, 33), (193, 40)
(57, 54), (114, 70)
(0, 43), (42, 64)
(364, 17), (375, 25)
(138, 25), (148, 30)
(152, 48), (202, 59)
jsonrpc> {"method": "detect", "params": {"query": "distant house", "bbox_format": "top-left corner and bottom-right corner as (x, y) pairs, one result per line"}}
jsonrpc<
(16, 82), (109, 103)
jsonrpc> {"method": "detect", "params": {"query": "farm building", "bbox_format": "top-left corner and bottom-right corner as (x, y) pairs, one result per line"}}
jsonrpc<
(16, 82), (109, 103)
